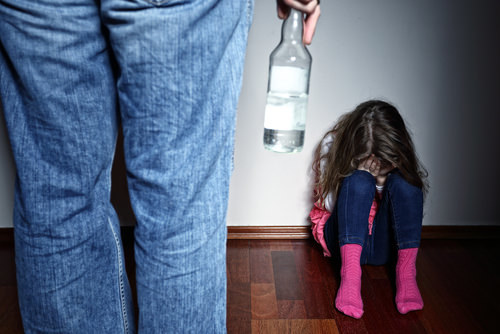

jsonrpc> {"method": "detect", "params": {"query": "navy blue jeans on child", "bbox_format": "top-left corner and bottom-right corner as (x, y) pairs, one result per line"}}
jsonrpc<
(324, 170), (424, 318)
(325, 170), (423, 264)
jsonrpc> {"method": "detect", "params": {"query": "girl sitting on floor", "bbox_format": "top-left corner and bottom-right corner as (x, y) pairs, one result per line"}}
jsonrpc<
(310, 100), (429, 319)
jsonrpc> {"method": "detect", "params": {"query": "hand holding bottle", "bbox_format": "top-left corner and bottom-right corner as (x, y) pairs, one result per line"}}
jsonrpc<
(276, 0), (321, 45)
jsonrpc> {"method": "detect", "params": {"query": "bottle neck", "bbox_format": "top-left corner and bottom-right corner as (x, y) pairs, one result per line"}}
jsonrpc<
(281, 8), (304, 44)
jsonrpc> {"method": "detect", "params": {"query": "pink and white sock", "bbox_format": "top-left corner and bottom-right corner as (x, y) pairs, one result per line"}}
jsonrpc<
(396, 248), (424, 314)
(335, 244), (364, 319)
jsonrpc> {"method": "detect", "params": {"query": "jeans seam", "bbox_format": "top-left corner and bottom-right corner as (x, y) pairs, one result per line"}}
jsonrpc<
(388, 193), (401, 247)
(108, 218), (129, 334)
(343, 179), (350, 239)
(246, 0), (254, 28)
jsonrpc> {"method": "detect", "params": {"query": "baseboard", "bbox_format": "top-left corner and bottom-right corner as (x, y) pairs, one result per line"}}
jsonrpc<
(1, 225), (499, 244)
(227, 226), (311, 239)
(228, 225), (500, 240)
(228, 225), (500, 239)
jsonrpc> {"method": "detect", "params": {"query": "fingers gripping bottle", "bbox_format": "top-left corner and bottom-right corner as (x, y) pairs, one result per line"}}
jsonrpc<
(263, 8), (312, 153)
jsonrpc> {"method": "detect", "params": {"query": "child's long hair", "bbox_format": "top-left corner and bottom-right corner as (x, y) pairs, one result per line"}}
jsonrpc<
(313, 100), (429, 206)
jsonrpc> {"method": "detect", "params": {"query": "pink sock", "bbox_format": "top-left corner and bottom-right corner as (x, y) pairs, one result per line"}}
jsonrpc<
(396, 248), (424, 314)
(335, 244), (364, 319)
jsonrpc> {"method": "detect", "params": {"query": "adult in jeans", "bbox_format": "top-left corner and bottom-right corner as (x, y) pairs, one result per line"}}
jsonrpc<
(0, 0), (319, 332)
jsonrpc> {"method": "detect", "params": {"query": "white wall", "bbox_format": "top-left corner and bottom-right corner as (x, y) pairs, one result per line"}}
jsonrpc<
(1, 0), (499, 228)
(227, 0), (500, 227)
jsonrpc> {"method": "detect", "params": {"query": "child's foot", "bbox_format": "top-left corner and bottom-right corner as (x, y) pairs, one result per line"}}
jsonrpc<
(335, 244), (364, 319)
(396, 248), (424, 314)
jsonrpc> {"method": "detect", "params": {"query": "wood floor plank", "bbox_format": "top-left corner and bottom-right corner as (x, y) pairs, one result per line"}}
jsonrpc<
(277, 300), (307, 319)
(227, 239), (250, 284)
(333, 316), (370, 334)
(227, 282), (252, 321)
(249, 240), (274, 284)
(310, 319), (341, 334)
(252, 319), (340, 334)
(416, 239), (494, 334)
(0, 286), (23, 333)
(454, 240), (500, 334)
(251, 283), (279, 320)
(269, 240), (294, 251)
(272, 251), (304, 301)
(362, 278), (427, 334)
(227, 281), (252, 334)
(292, 239), (324, 283)
(316, 255), (340, 311)
(0, 247), (16, 286)
(364, 264), (389, 280)
(293, 240), (336, 319)
(359, 270), (399, 334)
(227, 319), (251, 334)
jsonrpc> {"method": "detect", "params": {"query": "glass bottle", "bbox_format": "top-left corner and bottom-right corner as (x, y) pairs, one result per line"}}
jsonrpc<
(263, 8), (312, 153)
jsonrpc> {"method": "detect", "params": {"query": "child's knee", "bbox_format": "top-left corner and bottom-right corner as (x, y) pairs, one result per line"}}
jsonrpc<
(342, 170), (376, 196)
(386, 173), (423, 201)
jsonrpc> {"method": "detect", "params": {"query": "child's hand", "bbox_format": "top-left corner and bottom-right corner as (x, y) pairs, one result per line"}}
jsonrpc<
(358, 155), (394, 186)
(358, 154), (381, 177)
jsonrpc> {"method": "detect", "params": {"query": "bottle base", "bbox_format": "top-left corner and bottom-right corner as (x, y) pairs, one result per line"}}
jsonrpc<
(263, 129), (304, 153)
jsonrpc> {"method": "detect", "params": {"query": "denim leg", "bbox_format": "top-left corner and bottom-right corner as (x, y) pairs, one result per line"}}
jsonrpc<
(335, 170), (376, 248)
(347, 172), (423, 265)
(101, 0), (253, 332)
(364, 198), (392, 266)
(0, 1), (135, 333)
(385, 172), (423, 249)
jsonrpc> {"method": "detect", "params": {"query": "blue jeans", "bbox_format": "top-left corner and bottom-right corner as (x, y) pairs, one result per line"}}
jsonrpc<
(0, 0), (253, 332)
(324, 170), (423, 266)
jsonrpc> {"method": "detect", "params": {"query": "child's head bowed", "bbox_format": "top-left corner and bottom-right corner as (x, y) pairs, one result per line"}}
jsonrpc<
(313, 100), (428, 204)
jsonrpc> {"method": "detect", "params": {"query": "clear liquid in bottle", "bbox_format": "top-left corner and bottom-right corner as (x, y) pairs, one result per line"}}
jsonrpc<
(263, 89), (308, 153)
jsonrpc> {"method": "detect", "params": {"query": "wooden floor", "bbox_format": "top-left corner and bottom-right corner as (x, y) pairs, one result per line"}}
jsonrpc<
(227, 238), (500, 334)
(1, 230), (499, 333)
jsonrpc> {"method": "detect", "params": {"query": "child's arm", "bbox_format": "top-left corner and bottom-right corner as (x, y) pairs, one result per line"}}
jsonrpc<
(358, 154), (395, 186)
